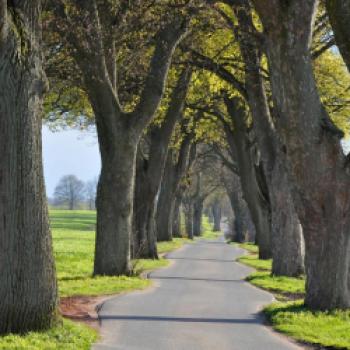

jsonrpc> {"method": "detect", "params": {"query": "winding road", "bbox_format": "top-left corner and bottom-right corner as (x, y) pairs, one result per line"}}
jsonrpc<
(93, 237), (303, 350)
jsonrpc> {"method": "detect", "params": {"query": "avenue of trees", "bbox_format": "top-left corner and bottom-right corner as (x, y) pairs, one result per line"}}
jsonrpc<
(1, 0), (350, 335)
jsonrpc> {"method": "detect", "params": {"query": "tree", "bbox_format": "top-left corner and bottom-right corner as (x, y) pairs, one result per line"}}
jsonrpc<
(85, 177), (98, 210)
(133, 67), (192, 258)
(326, 0), (350, 71)
(54, 175), (85, 210)
(252, 0), (350, 310)
(156, 129), (196, 241)
(0, 0), (57, 334)
(49, 1), (192, 275)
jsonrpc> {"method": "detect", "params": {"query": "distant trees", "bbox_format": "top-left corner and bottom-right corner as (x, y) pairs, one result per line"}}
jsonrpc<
(53, 175), (97, 210)
(85, 178), (98, 210)
(54, 175), (85, 210)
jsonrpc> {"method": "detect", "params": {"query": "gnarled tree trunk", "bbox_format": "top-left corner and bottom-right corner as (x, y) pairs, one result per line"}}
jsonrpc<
(253, 0), (350, 309)
(0, 1), (57, 334)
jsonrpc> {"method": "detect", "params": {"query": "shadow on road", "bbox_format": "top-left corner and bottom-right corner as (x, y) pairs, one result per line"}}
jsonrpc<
(99, 315), (263, 324)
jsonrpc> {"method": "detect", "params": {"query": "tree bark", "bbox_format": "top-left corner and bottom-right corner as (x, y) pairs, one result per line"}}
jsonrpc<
(193, 198), (204, 237)
(94, 129), (136, 275)
(172, 195), (182, 237)
(252, 0), (350, 309)
(270, 157), (305, 276)
(184, 203), (194, 239)
(326, 0), (350, 71)
(0, 1), (58, 333)
(212, 200), (222, 232)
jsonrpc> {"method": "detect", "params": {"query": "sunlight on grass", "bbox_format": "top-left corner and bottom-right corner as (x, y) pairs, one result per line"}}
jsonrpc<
(247, 271), (305, 295)
(238, 254), (272, 271)
(265, 301), (350, 349)
(0, 319), (97, 350)
(51, 210), (171, 297)
(157, 238), (192, 254)
(236, 242), (349, 349)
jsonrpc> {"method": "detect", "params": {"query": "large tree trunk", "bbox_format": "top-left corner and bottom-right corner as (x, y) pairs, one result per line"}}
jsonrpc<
(233, 1), (304, 271)
(156, 155), (176, 242)
(212, 201), (222, 232)
(193, 198), (204, 237)
(326, 0), (350, 71)
(270, 157), (305, 276)
(172, 195), (182, 237)
(133, 152), (158, 259)
(0, 1), (58, 334)
(225, 185), (245, 243)
(94, 131), (135, 275)
(253, 0), (350, 310)
(184, 204), (194, 239)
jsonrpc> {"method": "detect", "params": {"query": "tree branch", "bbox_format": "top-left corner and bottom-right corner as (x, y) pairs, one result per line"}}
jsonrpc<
(131, 18), (190, 135)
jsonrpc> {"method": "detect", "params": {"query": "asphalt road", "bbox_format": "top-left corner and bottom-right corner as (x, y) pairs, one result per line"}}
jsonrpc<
(93, 237), (303, 350)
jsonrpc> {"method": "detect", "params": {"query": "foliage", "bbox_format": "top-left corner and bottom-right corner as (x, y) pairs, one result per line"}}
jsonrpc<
(0, 319), (97, 350)
(314, 50), (350, 135)
(265, 301), (350, 349)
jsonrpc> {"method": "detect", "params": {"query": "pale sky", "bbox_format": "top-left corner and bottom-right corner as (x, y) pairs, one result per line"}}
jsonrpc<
(42, 126), (101, 197)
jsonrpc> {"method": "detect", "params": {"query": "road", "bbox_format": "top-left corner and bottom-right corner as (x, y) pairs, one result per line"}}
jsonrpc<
(93, 237), (303, 350)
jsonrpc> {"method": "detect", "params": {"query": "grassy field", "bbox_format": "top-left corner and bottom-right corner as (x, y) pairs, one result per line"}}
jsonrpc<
(0, 210), (191, 350)
(236, 243), (350, 349)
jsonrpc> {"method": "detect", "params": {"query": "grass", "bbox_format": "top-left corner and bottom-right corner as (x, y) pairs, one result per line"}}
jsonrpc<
(265, 301), (350, 349)
(0, 319), (97, 350)
(0, 210), (190, 350)
(51, 210), (173, 297)
(200, 216), (221, 239)
(157, 238), (192, 254)
(237, 242), (350, 349)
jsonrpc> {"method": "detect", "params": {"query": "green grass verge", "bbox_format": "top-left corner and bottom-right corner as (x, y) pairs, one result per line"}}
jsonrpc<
(51, 210), (171, 297)
(238, 254), (272, 271)
(265, 301), (350, 349)
(157, 238), (192, 254)
(237, 243), (350, 349)
(0, 319), (97, 350)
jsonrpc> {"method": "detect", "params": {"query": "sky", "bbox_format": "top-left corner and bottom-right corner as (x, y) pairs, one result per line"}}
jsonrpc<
(42, 126), (101, 197)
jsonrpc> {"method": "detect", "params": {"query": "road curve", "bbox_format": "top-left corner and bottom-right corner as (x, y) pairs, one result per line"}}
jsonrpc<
(93, 237), (303, 350)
